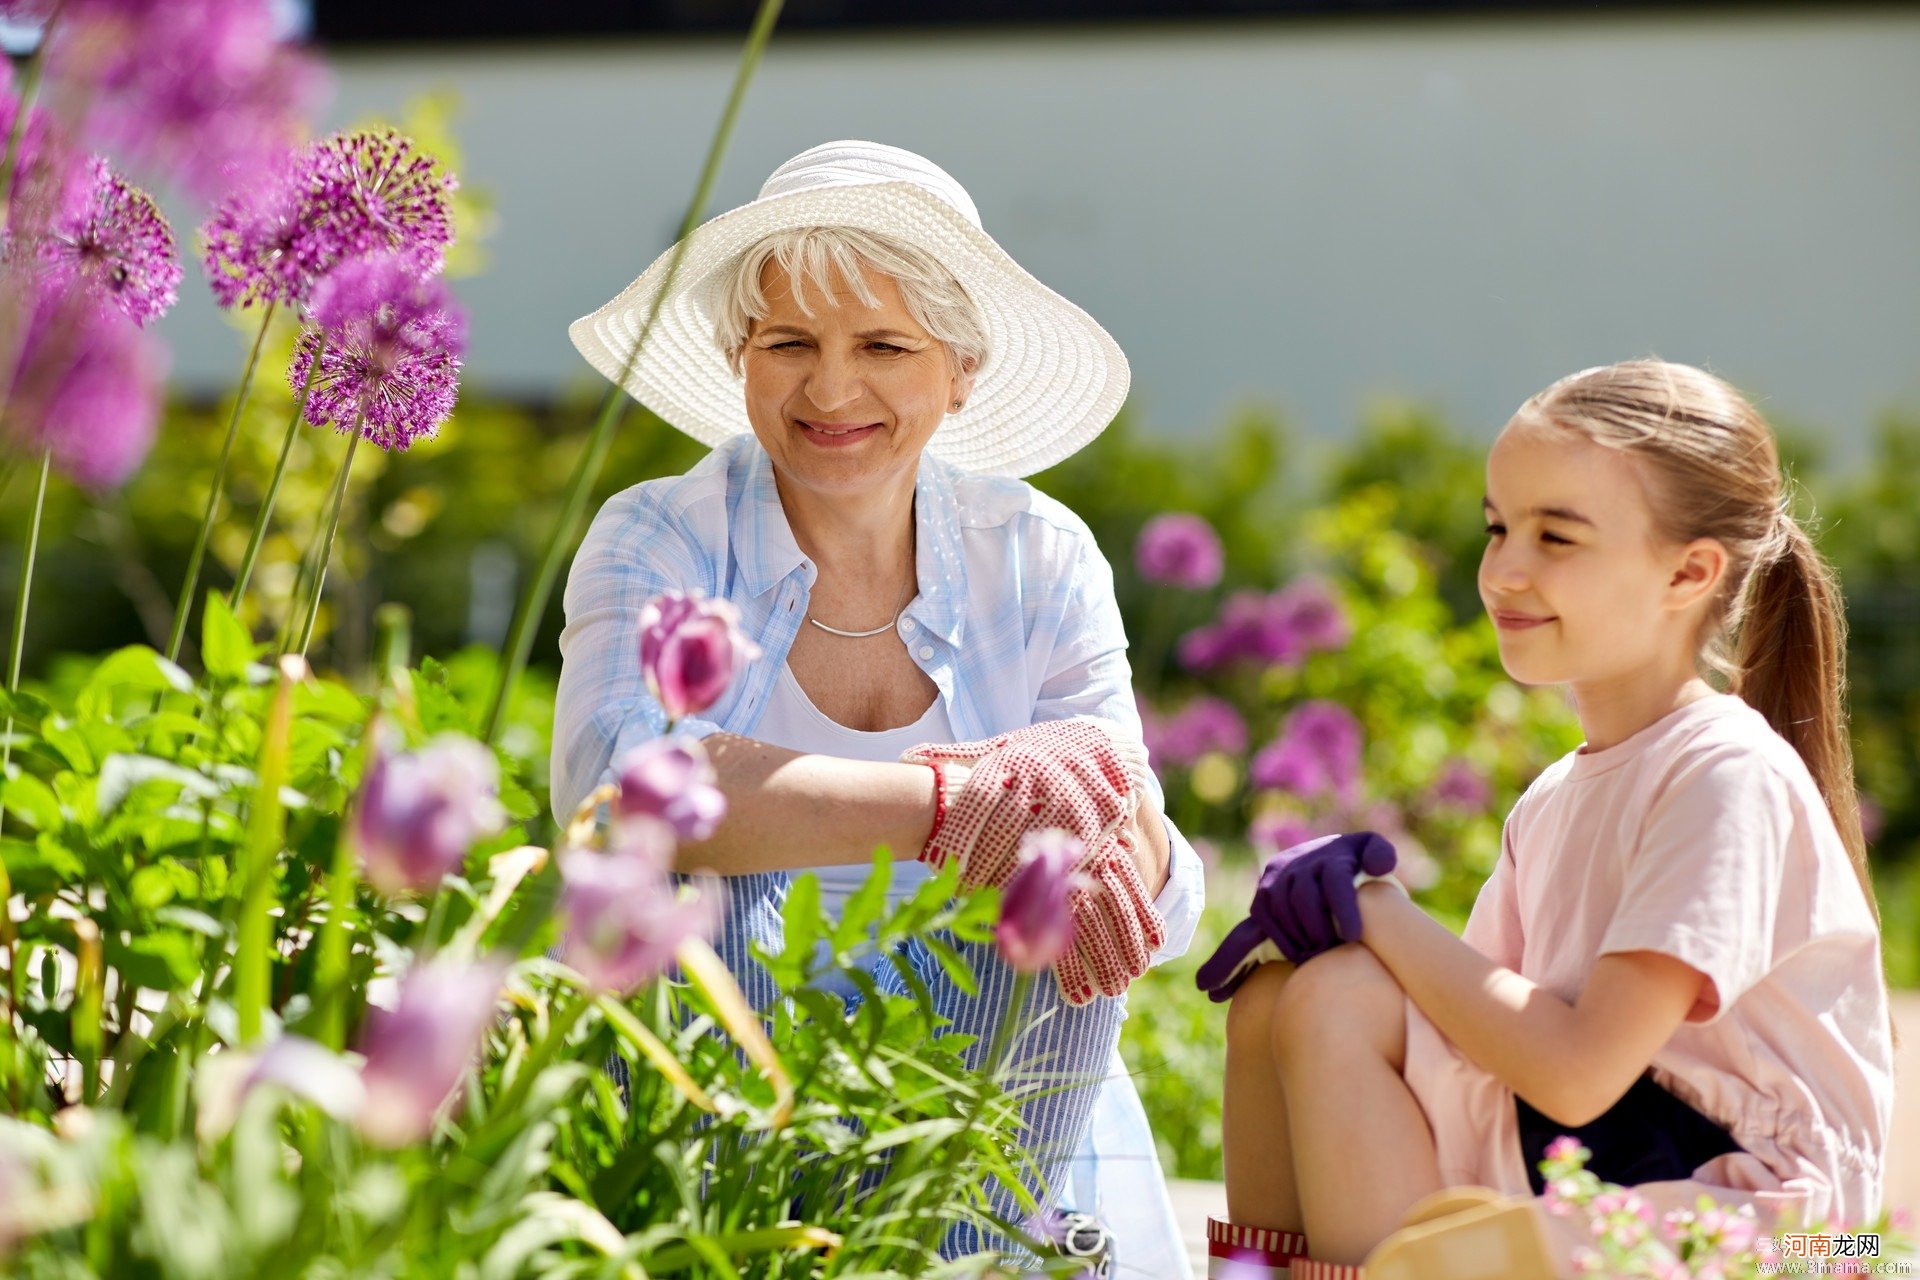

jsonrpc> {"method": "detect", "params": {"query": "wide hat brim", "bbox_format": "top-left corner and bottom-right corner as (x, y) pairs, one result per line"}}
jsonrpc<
(568, 180), (1130, 478)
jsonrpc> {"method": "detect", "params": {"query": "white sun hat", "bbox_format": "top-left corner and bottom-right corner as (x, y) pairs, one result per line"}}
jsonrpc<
(568, 140), (1130, 478)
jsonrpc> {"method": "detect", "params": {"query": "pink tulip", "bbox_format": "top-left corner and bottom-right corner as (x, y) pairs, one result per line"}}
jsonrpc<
(615, 736), (726, 841)
(353, 733), (506, 897)
(559, 846), (720, 994)
(638, 591), (760, 721)
(356, 957), (505, 1146)
(995, 829), (1090, 974)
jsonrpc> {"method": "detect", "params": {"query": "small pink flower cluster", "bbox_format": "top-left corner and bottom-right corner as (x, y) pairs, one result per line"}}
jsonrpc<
(1537, 1136), (1844, 1279)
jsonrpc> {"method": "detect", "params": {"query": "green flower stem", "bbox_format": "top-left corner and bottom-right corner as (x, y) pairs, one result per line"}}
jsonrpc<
(481, 0), (785, 745)
(235, 657), (300, 1044)
(292, 426), (362, 657)
(0, 451), (52, 841)
(230, 340), (322, 611)
(165, 302), (278, 663)
(73, 918), (102, 1101)
(308, 824), (358, 1050)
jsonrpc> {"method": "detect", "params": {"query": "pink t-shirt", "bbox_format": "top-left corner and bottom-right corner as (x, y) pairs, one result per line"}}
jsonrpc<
(1464, 692), (1893, 1223)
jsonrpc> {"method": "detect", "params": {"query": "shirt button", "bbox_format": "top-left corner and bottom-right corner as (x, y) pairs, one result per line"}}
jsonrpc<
(916, 645), (934, 660)
(900, 617), (916, 633)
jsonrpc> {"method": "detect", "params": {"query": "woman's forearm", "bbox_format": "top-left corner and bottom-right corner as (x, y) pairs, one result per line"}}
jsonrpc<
(672, 733), (938, 876)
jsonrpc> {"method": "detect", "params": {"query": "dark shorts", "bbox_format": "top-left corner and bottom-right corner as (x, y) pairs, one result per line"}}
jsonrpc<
(1516, 1072), (1745, 1194)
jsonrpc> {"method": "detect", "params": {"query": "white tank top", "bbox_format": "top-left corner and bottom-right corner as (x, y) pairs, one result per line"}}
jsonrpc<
(752, 660), (950, 919)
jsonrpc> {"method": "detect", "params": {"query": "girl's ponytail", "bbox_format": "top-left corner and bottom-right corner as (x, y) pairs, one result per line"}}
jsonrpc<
(1733, 514), (1876, 923)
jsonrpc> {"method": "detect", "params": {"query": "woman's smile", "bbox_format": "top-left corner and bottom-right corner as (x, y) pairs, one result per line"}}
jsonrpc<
(797, 418), (883, 447)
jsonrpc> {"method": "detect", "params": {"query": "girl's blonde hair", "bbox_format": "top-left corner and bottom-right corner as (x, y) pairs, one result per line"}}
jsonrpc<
(1515, 359), (1876, 923)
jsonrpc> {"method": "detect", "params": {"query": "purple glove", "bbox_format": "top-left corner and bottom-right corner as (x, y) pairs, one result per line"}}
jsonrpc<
(1195, 832), (1397, 1002)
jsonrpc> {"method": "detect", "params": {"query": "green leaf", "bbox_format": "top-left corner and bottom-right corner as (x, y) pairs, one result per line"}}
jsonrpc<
(96, 754), (221, 818)
(129, 864), (178, 910)
(0, 771), (63, 831)
(154, 904), (223, 938)
(104, 931), (200, 989)
(77, 646), (193, 715)
(782, 871), (822, 968)
(142, 711), (214, 740)
(38, 717), (94, 771)
(831, 850), (892, 953)
(200, 592), (257, 682)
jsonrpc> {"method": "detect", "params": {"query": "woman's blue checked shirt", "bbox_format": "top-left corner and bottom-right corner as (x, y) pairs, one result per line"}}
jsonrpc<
(551, 432), (1204, 964)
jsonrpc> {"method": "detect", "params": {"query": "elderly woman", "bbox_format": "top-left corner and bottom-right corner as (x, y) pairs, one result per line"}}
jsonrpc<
(553, 141), (1205, 1267)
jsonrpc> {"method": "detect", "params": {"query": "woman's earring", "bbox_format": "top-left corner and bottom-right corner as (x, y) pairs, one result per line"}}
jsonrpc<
(951, 399), (963, 411)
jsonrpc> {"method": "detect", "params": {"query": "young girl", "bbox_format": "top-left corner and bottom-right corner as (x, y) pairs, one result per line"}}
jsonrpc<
(1200, 360), (1894, 1278)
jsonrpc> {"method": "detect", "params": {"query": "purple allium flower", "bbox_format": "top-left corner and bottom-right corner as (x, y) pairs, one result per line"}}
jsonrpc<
(1248, 701), (1364, 802)
(356, 957), (505, 1147)
(36, 156), (180, 325)
(1272, 576), (1350, 654)
(1433, 758), (1493, 814)
(1285, 701), (1364, 798)
(306, 127), (456, 271)
(1178, 590), (1300, 672)
(615, 736), (726, 842)
(1135, 512), (1224, 590)
(352, 733), (507, 898)
(558, 848), (720, 995)
(1, 265), (165, 489)
(1153, 695), (1248, 768)
(200, 147), (344, 309)
(1248, 736), (1326, 796)
(639, 590), (762, 721)
(289, 250), (465, 451)
(995, 829), (1089, 974)
(1176, 580), (1349, 673)
(46, 0), (327, 203)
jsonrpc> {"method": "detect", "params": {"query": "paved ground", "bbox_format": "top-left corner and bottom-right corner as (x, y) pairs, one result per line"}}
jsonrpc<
(1168, 992), (1920, 1278)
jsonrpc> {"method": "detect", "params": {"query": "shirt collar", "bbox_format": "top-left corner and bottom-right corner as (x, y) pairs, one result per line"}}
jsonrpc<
(910, 451), (968, 647)
(731, 440), (968, 648)
(733, 442), (809, 598)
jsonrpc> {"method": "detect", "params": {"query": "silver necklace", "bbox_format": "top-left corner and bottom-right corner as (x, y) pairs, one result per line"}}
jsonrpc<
(808, 606), (905, 638)
(809, 586), (915, 638)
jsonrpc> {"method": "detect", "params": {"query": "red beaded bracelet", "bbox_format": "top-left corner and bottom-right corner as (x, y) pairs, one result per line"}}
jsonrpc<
(922, 757), (948, 865)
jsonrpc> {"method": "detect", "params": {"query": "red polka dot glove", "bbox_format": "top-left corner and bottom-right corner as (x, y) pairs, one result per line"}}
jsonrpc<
(901, 718), (1168, 1005)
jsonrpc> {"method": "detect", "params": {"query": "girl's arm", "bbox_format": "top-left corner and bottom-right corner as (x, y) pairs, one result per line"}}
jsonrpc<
(1356, 882), (1705, 1127)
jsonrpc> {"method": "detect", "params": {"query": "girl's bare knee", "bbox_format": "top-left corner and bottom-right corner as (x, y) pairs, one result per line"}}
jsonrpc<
(1271, 945), (1407, 1068)
(1226, 960), (1293, 1052)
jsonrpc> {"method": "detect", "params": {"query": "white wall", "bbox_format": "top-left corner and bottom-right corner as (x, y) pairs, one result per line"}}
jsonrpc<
(162, 10), (1920, 454)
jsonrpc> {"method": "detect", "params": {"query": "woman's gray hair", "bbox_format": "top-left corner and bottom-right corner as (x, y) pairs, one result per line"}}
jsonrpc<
(711, 226), (991, 379)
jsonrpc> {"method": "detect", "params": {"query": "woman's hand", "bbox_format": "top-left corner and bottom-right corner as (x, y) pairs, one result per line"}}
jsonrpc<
(1119, 788), (1171, 899)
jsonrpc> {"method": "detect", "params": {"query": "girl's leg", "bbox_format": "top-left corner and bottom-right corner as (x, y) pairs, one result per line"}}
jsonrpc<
(919, 932), (1125, 1259)
(1224, 961), (1304, 1230)
(1273, 944), (1441, 1263)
